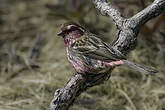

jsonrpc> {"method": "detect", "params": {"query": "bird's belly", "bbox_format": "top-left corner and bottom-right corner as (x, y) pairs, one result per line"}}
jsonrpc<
(66, 48), (111, 74)
(68, 55), (111, 74)
(69, 58), (89, 73)
(66, 49), (89, 73)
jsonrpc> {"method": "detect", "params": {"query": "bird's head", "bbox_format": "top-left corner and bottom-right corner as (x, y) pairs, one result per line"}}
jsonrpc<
(57, 22), (85, 37)
(57, 22), (85, 46)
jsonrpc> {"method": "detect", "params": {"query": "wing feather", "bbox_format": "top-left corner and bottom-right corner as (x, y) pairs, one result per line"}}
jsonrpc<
(71, 33), (126, 61)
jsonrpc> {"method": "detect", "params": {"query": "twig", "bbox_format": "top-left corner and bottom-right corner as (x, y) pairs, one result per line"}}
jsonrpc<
(93, 0), (125, 29)
(50, 0), (165, 110)
(29, 33), (46, 60)
(129, 0), (165, 30)
(5, 43), (20, 65)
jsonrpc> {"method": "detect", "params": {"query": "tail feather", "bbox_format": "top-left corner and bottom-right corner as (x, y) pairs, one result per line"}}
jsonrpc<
(122, 60), (158, 75)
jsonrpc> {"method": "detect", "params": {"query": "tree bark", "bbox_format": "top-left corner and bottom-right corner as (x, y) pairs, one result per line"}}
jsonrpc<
(50, 0), (165, 110)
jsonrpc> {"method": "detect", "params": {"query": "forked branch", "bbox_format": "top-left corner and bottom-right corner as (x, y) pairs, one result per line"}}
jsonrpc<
(50, 0), (165, 110)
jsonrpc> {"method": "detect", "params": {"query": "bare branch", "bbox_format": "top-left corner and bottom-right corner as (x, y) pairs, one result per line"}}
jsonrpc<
(50, 73), (111, 110)
(128, 0), (165, 29)
(50, 0), (165, 110)
(93, 0), (125, 29)
(50, 74), (86, 110)
(29, 34), (46, 60)
(113, 0), (165, 54)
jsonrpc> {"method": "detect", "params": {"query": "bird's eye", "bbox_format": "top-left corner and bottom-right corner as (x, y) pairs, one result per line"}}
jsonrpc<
(67, 29), (73, 33)
(66, 28), (76, 33)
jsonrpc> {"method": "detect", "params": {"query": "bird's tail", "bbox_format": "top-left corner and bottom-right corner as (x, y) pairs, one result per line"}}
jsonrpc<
(122, 60), (158, 75)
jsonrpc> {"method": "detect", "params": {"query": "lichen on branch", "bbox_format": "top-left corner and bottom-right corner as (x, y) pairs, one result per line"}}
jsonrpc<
(50, 0), (165, 110)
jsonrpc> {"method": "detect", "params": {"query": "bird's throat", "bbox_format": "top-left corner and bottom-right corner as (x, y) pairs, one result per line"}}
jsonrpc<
(64, 30), (82, 47)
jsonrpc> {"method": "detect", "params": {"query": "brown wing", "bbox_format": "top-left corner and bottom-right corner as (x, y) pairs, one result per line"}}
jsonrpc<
(70, 33), (126, 61)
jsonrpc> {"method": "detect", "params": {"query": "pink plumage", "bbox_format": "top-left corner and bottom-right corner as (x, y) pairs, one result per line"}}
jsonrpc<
(57, 22), (157, 75)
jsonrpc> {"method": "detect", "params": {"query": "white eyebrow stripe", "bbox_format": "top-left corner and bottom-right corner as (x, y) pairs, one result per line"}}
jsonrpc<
(67, 25), (76, 30)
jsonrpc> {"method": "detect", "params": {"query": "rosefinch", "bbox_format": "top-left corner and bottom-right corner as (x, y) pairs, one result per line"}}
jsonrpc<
(57, 22), (157, 74)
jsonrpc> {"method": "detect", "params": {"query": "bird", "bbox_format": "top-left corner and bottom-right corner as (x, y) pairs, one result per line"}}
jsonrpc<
(57, 22), (158, 75)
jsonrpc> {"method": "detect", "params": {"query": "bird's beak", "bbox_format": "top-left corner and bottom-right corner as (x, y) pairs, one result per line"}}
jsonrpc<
(57, 31), (64, 37)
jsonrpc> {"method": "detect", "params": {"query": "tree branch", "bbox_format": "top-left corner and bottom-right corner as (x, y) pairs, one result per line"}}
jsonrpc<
(93, 0), (125, 29)
(50, 0), (165, 109)
(50, 72), (111, 110)
(128, 0), (165, 30)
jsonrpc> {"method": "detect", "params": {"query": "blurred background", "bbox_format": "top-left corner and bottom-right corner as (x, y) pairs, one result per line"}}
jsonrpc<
(0, 0), (165, 110)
